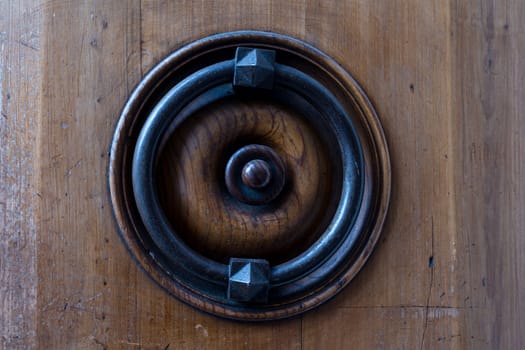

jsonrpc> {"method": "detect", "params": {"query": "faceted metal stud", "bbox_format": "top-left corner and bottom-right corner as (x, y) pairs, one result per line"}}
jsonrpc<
(228, 258), (270, 303)
(233, 47), (276, 89)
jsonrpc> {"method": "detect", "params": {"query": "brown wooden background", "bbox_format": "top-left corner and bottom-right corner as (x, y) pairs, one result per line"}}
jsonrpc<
(1, 0), (524, 349)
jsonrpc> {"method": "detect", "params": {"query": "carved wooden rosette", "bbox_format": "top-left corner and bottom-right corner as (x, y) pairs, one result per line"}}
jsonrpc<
(109, 31), (390, 320)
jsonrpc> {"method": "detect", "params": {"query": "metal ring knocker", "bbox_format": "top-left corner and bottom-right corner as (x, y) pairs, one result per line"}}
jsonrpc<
(110, 31), (390, 320)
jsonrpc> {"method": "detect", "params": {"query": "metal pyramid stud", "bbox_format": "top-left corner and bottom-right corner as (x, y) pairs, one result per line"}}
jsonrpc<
(227, 258), (270, 303)
(233, 47), (276, 89)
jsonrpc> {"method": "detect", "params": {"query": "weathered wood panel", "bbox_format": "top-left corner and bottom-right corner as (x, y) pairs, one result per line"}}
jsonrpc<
(0, 1), (40, 348)
(0, 0), (523, 349)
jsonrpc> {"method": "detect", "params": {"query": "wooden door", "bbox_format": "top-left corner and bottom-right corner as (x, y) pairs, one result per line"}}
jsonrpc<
(1, 0), (524, 349)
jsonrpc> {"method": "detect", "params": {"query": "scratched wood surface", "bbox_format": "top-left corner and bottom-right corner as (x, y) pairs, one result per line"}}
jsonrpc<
(0, 1), (40, 349)
(0, 0), (523, 349)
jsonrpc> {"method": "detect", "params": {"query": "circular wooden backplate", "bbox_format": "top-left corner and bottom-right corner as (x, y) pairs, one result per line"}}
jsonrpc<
(157, 97), (339, 265)
(109, 31), (390, 320)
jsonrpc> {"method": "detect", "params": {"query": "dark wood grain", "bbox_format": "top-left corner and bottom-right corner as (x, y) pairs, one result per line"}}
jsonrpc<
(1, 0), (523, 348)
(157, 98), (336, 263)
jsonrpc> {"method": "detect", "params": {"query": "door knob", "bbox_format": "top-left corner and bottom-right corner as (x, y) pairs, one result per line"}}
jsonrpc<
(224, 144), (286, 205)
(109, 31), (391, 320)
